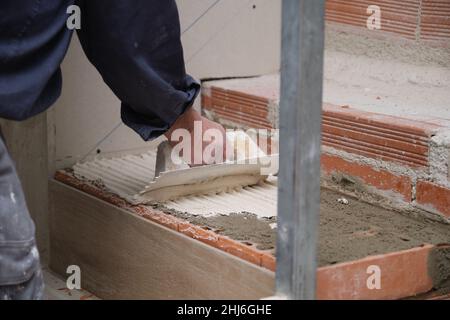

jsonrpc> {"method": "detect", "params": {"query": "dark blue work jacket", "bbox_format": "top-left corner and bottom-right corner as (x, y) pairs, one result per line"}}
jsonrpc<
(0, 0), (199, 140)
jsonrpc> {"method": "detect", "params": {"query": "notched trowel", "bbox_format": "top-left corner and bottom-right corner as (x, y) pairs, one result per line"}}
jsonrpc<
(154, 140), (189, 178)
(135, 132), (278, 203)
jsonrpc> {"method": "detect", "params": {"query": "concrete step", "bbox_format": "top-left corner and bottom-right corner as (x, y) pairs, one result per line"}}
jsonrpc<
(54, 167), (450, 300)
(201, 70), (450, 221)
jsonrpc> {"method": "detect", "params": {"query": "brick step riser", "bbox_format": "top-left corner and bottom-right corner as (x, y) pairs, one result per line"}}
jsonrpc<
(203, 86), (450, 221)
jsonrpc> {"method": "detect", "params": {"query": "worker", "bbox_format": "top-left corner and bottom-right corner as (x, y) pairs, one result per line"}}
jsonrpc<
(0, 0), (226, 299)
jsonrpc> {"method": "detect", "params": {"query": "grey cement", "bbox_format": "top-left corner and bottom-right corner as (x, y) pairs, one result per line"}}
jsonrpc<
(429, 246), (450, 290)
(154, 188), (450, 268)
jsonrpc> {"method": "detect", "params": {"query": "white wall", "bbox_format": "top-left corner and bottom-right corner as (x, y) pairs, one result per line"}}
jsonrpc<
(179, 0), (281, 79)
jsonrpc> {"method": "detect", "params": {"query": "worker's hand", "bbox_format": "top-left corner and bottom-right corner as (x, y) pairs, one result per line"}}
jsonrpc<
(164, 107), (227, 166)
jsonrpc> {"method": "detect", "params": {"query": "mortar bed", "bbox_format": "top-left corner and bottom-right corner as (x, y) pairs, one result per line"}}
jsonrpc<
(55, 169), (450, 297)
(69, 151), (450, 268)
(153, 187), (450, 267)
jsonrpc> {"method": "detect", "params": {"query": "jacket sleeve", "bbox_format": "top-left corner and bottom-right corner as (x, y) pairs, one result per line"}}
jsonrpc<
(77, 0), (200, 141)
(0, 0), (74, 121)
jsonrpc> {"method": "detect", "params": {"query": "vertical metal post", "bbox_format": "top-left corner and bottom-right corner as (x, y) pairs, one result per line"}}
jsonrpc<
(276, 0), (326, 300)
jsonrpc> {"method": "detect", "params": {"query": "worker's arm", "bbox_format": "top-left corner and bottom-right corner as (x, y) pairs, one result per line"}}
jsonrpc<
(77, 0), (204, 141)
(0, 0), (74, 121)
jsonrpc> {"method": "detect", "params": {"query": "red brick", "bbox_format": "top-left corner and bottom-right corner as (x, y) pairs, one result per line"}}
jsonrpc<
(201, 98), (212, 110)
(322, 104), (438, 168)
(322, 122), (429, 156)
(204, 81), (439, 168)
(135, 208), (179, 231)
(323, 103), (439, 138)
(260, 253), (276, 272)
(321, 154), (413, 202)
(416, 181), (450, 218)
(317, 245), (434, 300)
(54, 171), (131, 209)
(420, 0), (450, 41)
(203, 87), (274, 129)
(326, 0), (420, 40)
(178, 222), (220, 248)
(217, 236), (262, 266)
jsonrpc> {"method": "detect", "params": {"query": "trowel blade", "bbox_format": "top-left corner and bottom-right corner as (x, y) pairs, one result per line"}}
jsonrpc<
(154, 140), (189, 179)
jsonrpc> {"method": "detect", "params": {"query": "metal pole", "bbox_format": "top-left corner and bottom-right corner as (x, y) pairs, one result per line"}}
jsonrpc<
(276, 0), (326, 300)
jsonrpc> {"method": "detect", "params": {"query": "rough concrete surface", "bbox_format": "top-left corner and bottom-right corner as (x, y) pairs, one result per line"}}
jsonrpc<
(156, 188), (450, 267)
(429, 246), (450, 290)
(318, 189), (449, 267)
(205, 25), (450, 124)
(206, 51), (450, 125)
(325, 25), (450, 68)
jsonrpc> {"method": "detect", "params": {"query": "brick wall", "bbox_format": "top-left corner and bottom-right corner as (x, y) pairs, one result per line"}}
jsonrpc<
(325, 0), (450, 42)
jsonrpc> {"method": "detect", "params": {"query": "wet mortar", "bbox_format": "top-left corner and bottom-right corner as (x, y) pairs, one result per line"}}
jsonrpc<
(151, 188), (450, 267)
